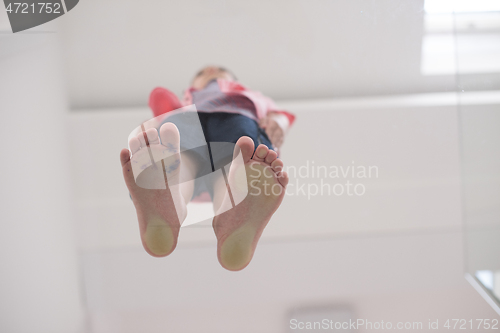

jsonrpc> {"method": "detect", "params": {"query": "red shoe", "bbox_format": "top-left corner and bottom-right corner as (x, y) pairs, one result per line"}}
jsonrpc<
(148, 87), (183, 118)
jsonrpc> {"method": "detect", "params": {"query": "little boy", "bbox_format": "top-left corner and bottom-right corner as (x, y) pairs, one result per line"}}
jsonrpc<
(119, 66), (295, 271)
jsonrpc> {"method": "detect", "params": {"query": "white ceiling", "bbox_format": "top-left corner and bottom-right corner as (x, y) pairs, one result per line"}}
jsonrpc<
(56, 0), (478, 109)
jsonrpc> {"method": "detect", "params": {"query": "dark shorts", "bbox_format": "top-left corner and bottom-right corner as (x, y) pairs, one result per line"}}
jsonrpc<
(161, 112), (274, 199)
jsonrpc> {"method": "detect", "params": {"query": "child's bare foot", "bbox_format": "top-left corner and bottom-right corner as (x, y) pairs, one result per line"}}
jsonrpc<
(120, 123), (186, 257)
(213, 137), (289, 271)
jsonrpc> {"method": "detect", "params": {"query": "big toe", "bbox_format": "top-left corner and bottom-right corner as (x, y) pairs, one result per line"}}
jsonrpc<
(234, 136), (255, 163)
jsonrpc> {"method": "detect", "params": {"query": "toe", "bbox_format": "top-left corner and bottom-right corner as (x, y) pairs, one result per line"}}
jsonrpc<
(271, 158), (284, 173)
(159, 122), (180, 149)
(253, 144), (269, 162)
(146, 128), (160, 145)
(278, 170), (289, 187)
(129, 137), (141, 154)
(264, 150), (278, 164)
(120, 149), (131, 166)
(136, 132), (147, 148)
(234, 136), (255, 163)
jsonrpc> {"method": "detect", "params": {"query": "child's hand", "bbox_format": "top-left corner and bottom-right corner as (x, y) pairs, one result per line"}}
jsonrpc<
(259, 113), (289, 149)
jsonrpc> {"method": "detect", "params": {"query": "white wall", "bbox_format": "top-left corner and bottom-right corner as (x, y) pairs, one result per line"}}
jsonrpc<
(0, 33), (84, 332)
(68, 93), (500, 332)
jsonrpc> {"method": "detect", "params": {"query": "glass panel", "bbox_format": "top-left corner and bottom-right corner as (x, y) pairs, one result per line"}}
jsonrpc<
(455, 1), (500, 310)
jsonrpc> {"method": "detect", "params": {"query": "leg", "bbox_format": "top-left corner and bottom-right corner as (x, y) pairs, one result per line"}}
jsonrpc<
(212, 136), (289, 271)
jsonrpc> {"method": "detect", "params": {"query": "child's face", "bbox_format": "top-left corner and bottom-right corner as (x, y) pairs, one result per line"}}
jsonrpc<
(191, 66), (235, 90)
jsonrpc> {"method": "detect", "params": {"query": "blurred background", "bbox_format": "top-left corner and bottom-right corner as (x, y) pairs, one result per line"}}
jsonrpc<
(1, 0), (499, 332)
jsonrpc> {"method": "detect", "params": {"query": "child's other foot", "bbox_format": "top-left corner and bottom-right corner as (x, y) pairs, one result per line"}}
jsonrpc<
(213, 137), (289, 271)
(120, 123), (186, 257)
